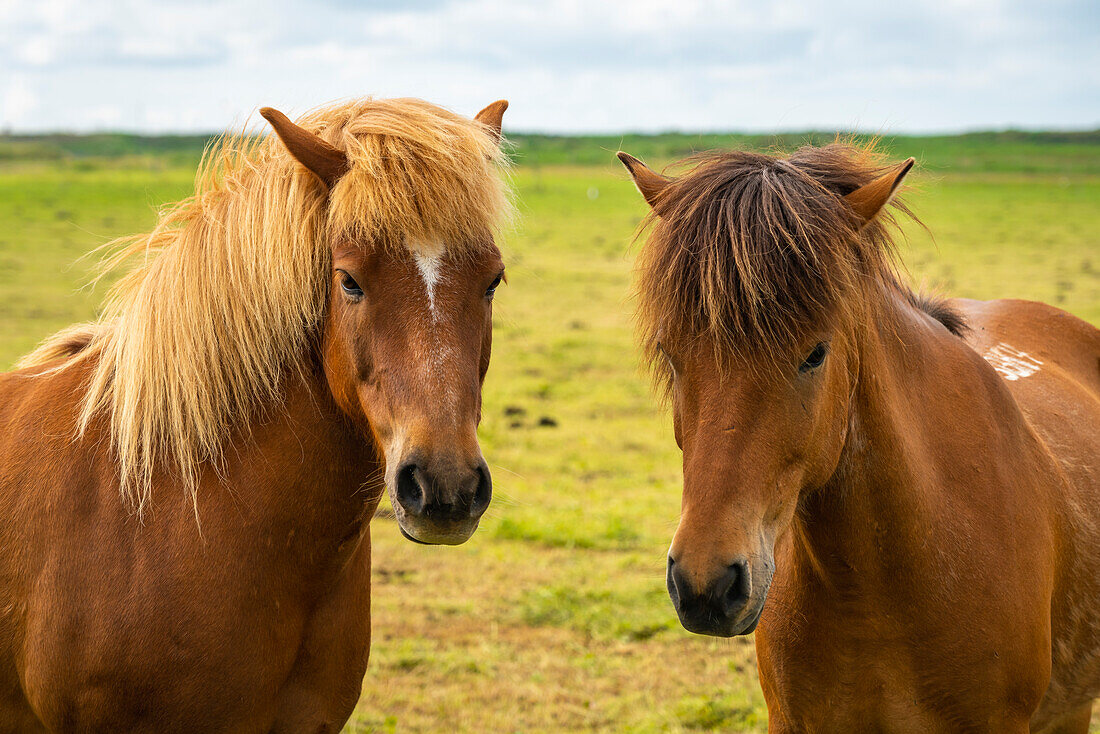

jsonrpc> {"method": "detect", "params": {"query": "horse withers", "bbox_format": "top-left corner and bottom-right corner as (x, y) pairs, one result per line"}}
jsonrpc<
(0, 97), (511, 732)
(620, 145), (1100, 732)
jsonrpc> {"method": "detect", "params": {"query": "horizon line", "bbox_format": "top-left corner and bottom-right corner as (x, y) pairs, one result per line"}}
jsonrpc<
(3, 124), (1099, 139)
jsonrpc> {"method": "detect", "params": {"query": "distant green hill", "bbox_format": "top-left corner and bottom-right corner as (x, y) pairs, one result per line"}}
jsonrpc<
(511, 129), (1100, 174)
(3, 129), (1098, 174)
(0, 133), (213, 163)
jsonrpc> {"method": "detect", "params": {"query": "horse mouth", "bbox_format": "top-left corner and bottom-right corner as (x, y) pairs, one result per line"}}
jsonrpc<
(395, 516), (480, 546)
(399, 526), (432, 545)
(677, 596), (766, 638)
(735, 605), (764, 635)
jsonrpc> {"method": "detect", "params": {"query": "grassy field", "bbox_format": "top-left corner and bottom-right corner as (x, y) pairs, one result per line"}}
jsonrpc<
(1, 132), (1098, 732)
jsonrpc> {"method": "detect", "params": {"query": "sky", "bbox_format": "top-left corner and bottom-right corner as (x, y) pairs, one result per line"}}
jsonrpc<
(1, 0), (1097, 135)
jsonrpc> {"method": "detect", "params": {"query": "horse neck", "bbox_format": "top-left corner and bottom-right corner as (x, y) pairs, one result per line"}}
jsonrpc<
(789, 286), (989, 586)
(201, 360), (383, 542)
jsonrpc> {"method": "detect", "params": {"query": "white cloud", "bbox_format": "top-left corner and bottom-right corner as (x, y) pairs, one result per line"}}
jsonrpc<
(0, 0), (1095, 133)
(1, 75), (39, 127)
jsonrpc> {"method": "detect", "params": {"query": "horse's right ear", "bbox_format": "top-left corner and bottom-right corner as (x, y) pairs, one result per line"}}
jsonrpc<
(260, 107), (349, 189)
(617, 151), (671, 209)
(844, 157), (915, 227)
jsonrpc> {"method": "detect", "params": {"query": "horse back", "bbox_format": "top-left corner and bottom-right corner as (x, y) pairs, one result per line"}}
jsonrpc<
(954, 297), (1100, 488)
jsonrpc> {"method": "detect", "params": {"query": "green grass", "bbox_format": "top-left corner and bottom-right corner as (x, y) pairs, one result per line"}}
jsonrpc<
(0, 160), (195, 359)
(1, 135), (1097, 732)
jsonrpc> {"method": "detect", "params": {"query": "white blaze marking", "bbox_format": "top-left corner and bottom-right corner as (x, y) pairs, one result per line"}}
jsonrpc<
(982, 342), (1043, 381)
(412, 249), (443, 320)
(408, 242), (458, 414)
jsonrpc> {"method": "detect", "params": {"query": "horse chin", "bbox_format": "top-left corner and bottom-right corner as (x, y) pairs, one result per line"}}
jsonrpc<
(678, 595), (767, 638)
(733, 603), (765, 636)
(716, 604), (765, 638)
(398, 526), (432, 545)
(396, 519), (479, 546)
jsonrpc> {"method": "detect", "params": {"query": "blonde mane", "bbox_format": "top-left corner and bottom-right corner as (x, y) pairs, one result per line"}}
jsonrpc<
(19, 97), (512, 514)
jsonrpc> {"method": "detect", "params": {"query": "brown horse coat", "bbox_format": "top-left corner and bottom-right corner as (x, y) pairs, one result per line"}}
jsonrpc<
(620, 145), (1100, 732)
(1, 360), (378, 732)
(757, 297), (1100, 733)
(0, 96), (511, 732)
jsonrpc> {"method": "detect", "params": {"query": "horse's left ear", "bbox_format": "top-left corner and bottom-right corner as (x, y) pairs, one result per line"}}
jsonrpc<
(260, 107), (349, 189)
(474, 100), (508, 143)
(844, 157), (916, 227)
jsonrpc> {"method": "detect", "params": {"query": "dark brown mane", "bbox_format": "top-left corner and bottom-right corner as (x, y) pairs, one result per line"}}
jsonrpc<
(635, 141), (963, 384)
(906, 290), (968, 336)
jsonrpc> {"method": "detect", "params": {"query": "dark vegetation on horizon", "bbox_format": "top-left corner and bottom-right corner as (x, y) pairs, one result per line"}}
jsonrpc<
(3, 129), (1100, 174)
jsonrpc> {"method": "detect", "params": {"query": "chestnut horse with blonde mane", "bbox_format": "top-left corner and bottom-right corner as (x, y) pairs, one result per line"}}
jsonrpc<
(0, 96), (511, 732)
(620, 144), (1100, 732)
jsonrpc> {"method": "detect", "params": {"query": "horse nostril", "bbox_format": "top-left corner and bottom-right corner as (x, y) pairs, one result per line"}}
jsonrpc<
(666, 556), (687, 608)
(469, 463), (492, 517)
(395, 463), (425, 515)
(718, 560), (751, 617)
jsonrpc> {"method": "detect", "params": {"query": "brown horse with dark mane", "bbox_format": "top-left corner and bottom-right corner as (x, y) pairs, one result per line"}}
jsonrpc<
(619, 144), (1100, 732)
(0, 97), (511, 731)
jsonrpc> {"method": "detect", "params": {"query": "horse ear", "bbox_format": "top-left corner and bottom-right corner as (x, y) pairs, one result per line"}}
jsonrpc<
(259, 107), (349, 189)
(844, 157), (915, 227)
(474, 100), (508, 143)
(617, 151), (671, 209)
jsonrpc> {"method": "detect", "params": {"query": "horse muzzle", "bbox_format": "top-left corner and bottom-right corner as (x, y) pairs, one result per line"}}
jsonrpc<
(388, 455), (492, 545)
(666, 555), (771, 637)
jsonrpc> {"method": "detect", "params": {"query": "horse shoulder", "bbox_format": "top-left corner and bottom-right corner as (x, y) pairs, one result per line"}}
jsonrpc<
(0, 361), (114, 729)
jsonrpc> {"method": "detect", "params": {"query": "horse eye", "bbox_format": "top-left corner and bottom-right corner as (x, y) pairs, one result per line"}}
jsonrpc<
(485, 272), (504, 299)
(799, 342), (828, 373)
(339, 272), (364, 299)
